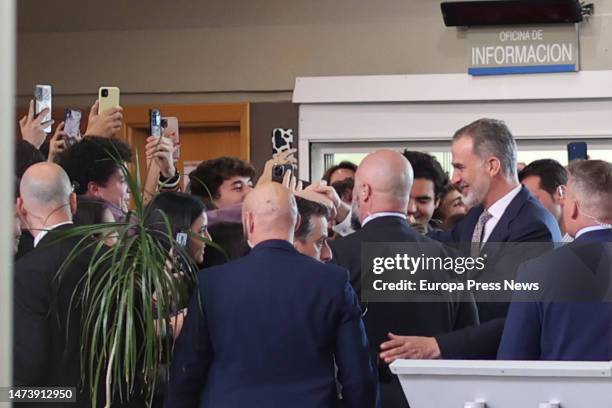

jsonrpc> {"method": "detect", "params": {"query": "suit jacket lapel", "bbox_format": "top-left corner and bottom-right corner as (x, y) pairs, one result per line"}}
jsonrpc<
(483, 186), (529, 246)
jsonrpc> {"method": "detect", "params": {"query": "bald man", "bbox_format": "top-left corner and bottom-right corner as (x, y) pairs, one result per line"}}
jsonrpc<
(166, 183), (379, 408)
(17, 162), (76, 245)
(330, 150), (478, 408)
(13, 163), (107, 406)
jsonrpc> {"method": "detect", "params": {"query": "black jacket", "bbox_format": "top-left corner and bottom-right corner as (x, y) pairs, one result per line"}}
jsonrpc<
(330, 216), (478, 407)
(13, 225), (146, 408)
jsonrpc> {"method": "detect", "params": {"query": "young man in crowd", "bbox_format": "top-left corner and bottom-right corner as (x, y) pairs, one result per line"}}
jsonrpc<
(402, 150), (449, 234)
(188, 157), (255, 210)
(322, 160), (358, 185)
(519, 158), (568, 238)
(294, 197), (332, 262)
(58, 136), (134, 221)
(433, 183), (468, 230)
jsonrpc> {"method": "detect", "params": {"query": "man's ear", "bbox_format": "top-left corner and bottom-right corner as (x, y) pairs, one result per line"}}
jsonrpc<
(16, 197), (26, 220)
(69, 192), (77, 215)
(570, 199), (580, 221)
(487, 157), (502, 177)
(361, 183), (373, 202)
(434, 197), (441, 210)
(87, 181), (100, 197)
(245, 211), (255, 237)
(553, 185), (565, 205)
(294, 213), (302, 233)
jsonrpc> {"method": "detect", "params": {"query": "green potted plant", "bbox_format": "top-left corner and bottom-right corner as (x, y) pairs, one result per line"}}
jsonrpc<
(56, 152), (222, 407)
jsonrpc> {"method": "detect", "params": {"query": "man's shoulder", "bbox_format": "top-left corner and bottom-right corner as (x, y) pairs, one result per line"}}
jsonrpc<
(511, 198), (561, 239)
(201, 248), (349, 281)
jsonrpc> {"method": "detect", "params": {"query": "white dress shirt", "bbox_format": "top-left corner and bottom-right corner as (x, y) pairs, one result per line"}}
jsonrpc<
(481, 185), (522, 243)
(575, 225), (612, 239)
(33, 221), (73, 247)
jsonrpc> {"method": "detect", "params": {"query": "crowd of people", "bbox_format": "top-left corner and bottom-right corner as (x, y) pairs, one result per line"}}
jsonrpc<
(12, 99), (612, 408)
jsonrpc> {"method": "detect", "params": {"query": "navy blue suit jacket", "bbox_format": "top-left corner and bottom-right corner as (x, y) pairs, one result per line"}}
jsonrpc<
(429, 186), (562, 358)
(165, 240), (379, 408)
(498, 228), (612, 361)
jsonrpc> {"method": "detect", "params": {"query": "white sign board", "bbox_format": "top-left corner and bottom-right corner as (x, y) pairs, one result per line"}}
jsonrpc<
(468, 24), (579, 76)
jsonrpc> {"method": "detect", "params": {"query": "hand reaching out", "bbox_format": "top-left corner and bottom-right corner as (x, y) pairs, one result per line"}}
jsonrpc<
(379, 333), (441, 363)
(146, 135), (176, 178)
(47, 122), (67, 163)
(258, 148), (297, 186)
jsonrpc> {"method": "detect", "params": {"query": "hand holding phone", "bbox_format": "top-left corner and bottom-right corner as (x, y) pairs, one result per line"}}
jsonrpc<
(98, 87), (120, 114)
(150, 109), (162, 137)
(85, 99), (123, 138)
(272, 163), (295, 183)
(34, 84), (53, 133)
(162, 117), (180, 161)
(19, 99), (54, 149)
(567, 142), (588, 162)
(64, 109), (82, 148)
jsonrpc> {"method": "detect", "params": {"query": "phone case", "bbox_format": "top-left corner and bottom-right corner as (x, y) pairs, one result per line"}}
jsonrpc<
(64, 109), (82, 147)
(163, 117), (180, 161)
(35, 84), (52, 133)
(98, 87), (120, 114)
(150, 109), (162, 137)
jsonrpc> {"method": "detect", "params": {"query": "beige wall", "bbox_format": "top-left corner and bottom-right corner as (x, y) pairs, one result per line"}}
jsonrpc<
(16, 0), (612, 107)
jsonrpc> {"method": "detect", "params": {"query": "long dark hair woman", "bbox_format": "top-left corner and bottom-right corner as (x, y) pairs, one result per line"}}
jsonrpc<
(145, 191), (210, 266)
(144, 192), (211, 408)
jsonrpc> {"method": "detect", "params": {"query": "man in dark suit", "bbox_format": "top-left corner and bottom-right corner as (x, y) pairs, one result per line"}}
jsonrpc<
(389, 119), (561, 360)
(330, 150), (478, 408)
(166, 182), (379, 408)
(14, 163), (144, 408)
(498, 160), (612, 360)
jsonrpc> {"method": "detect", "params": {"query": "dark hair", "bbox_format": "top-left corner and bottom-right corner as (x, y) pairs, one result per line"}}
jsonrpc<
(58, 136), (133, 195)
(453, 118), (517, 178)
(331, 177), (354, 201)
(433, 183), (463, 221)
(402, 150), (449, 200)
(519, 159), (568, 197)
(295, 197), (330, 241)
(322, 161), (358, 184)
(16, 140), (45, 179)
(144, 192), (206, 250)
(188, 157), (255, 203)
(74, 196), (110, 226)
(15, 176), (21, 200)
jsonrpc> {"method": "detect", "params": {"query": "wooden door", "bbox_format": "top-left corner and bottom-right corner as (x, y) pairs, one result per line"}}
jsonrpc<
(121, 103), (250, 190)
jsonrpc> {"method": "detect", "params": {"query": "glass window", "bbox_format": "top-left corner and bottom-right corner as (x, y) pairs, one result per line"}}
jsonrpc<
(314, 139), (612, 181)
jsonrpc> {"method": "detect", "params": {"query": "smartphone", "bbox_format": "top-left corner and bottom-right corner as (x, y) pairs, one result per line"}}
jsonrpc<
(98, 86), (120, 114)
(149, 109), (162, 137)
(567, 142), (588, 162)
(64, 109), (82, 148)
(272, 128), (294, 155)
(34, 84), (52, 133)
(162, 117), (180, 161)
(272, 163), (295, 183)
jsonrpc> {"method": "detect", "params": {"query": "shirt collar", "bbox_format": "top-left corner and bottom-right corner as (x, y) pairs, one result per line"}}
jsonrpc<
(575, 225), (612, 239)
(485, 184), (522, 220)
(33, 221), (73, 247)
(362, 212), (407, 227)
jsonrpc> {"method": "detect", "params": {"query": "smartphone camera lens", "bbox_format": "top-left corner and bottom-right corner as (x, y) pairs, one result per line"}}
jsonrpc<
(101, 89), (109, 97)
